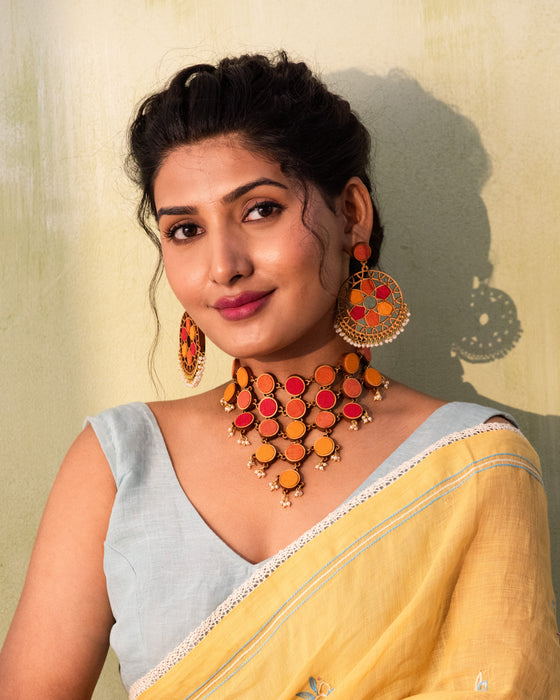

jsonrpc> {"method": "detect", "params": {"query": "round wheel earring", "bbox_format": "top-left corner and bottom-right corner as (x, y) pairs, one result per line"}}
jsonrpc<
(334, 243), (410, 347)
(178, 311), (206, 387)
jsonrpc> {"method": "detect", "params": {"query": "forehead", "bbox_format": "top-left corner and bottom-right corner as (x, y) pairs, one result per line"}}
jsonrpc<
(153, 136), (288, 206)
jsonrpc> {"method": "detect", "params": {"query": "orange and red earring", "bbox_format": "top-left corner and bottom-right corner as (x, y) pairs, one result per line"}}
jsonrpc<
(334, 242), (410, 347)
(178, 311), (206, 387)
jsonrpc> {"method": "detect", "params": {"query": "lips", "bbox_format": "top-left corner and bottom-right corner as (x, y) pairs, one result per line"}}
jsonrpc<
(214, 290), (274, 320)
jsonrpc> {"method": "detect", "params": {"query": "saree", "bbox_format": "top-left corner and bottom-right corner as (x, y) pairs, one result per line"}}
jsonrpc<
(130, 424), (560, 699)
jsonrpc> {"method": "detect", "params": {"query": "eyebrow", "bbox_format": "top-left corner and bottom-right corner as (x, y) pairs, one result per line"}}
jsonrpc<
(156, 177), (288, 220)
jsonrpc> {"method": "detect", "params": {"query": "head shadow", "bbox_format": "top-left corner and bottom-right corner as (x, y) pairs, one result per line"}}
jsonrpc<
(328, 68), (559, 600)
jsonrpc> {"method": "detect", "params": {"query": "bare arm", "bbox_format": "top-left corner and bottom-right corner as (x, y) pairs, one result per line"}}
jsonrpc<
(0, 425), (116, 699)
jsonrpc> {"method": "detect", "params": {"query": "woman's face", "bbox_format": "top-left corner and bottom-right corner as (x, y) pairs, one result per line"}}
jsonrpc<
(153, 135), (350, 363)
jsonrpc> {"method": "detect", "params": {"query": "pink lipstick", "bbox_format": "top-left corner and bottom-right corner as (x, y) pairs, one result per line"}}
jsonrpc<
(214, 290), (274, 321)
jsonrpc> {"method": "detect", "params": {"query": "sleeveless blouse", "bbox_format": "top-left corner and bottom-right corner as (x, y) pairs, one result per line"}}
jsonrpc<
(86, 401), (510, 690)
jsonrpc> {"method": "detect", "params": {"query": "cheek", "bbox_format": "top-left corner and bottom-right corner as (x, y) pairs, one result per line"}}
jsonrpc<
(161, 248), (202, 305)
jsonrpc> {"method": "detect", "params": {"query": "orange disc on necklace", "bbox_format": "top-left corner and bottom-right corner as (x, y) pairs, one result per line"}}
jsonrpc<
(222, 382), (236, 404)
(258, 419), (280, 438)
(313, 436), (335, 457)
(285, 420), (306, 440)
(286, 398), (307, 419)
(236, 366), (251, 388)
(256, 373), (275, 394)
(278, 469), (301, 490)
(285, 443), (306, 463)
(364, 367), (383, 388)
(314, 364), (336, 386)
(315, 410), (336, 430)
(342, 352), (361, 374)
(255, 443), (276, 464)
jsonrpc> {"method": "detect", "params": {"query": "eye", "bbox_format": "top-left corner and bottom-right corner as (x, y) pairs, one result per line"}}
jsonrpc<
(163, 221), (202, 241)
(244, 200), (284, 222)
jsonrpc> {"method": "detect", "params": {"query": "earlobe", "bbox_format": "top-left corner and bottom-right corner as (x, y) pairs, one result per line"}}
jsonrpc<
(340, 177), (374, 251)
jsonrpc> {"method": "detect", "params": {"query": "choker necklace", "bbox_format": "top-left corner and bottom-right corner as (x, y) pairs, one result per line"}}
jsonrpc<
(220, 351), (389, 508)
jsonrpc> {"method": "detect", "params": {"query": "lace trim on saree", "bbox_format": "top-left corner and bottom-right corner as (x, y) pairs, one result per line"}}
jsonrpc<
(129, 421), (520, 699)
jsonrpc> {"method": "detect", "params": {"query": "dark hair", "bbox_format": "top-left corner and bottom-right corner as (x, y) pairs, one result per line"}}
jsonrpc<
(127, 52), (383, 370)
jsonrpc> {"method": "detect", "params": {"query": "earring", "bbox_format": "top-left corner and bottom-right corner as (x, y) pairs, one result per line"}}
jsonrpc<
(334, 242), (410, 347)
(178, 311), (206, 387)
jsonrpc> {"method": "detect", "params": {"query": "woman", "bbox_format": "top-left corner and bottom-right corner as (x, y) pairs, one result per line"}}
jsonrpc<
(1, 53), (558, 699)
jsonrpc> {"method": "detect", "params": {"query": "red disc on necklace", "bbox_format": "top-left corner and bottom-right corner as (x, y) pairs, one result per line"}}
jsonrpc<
(181, 327), (187, 341)
(286, 398), (306, 419)
(285, 375), (306, 396)
(259, 419), (280, 438)
(258, 397), (278, 418)
(236, 389), (253, 410)
(314, 364), (336, 386)
(279, 469), (301, 490)
(256, 373), (275, 394)
(315, 410), (336, 430)
(315, 389), (337, 411)
(342, 403), (363, 421)
(285, 443), (306, 463)
(234, 412), (255, 430)
(342, 377), (362, 399)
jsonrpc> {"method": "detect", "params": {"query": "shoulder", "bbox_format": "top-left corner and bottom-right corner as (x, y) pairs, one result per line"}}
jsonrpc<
(384, 381), (517, 428)
(148, 384), (227, 432)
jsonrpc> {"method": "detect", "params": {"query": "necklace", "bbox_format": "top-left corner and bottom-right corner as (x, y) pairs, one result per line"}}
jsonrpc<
(220, 351), (389, 508)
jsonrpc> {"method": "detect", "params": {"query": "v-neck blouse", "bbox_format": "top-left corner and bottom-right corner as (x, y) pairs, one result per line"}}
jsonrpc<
(86, 400), (509, 691)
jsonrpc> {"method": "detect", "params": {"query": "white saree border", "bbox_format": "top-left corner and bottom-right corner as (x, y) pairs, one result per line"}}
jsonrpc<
(129, 422), (528, 700)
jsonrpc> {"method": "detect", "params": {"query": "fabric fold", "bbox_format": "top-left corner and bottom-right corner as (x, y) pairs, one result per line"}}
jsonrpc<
(131, 425), (560, 699)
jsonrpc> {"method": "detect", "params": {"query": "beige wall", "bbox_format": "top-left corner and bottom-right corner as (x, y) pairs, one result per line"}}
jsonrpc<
(1, 1), (558, 697)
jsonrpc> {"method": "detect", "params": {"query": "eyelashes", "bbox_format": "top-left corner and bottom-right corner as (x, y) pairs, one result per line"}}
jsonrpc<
(161, 199), (285, 242)
(163, 221), (200, 241)
(243, 200), (284, 221)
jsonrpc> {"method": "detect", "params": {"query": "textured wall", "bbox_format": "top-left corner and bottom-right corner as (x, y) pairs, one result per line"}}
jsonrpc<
(1, 2), (558, 697)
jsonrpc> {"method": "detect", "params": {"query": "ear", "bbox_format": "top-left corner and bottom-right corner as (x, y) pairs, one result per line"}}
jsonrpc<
(339, 177), (374, 253)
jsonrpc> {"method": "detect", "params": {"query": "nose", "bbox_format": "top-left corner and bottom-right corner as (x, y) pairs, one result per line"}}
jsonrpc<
(208, 224), (253, 286)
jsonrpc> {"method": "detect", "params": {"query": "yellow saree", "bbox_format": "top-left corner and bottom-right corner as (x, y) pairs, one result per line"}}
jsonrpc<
(131, 425), (560, 699)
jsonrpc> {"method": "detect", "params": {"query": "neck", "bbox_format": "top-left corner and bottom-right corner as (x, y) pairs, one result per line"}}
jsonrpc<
(236, 335), (359, 381)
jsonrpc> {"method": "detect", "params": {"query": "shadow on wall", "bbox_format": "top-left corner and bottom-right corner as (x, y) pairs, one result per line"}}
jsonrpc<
(329, 69), (560, 601)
